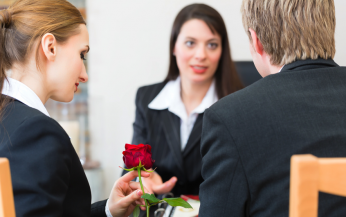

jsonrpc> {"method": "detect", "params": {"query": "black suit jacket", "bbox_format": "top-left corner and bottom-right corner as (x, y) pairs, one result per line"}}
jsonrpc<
(129, 82), (204, 197)
(199, 59), (346, 217)
(0, 99), (107, 217)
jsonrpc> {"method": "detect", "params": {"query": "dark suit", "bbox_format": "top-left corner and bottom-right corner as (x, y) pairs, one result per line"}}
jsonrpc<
(0, 99), (107, 217)
(130, 82), (204, 197)
(199, 59), (346, 217)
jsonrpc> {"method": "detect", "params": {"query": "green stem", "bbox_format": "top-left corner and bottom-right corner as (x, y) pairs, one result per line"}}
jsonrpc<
(137, 167), (150, 217)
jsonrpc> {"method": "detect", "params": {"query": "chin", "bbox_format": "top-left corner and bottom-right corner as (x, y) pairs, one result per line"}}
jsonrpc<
(190, 74), (213, 84)
(51, 93), (74, 103)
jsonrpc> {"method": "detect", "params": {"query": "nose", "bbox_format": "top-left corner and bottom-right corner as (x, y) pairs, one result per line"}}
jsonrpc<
(79, 63), (88, 83)
(195, 45), (207, 61)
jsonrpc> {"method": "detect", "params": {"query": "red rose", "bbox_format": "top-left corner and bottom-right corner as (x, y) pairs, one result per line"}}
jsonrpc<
(122, 144), (155, 169)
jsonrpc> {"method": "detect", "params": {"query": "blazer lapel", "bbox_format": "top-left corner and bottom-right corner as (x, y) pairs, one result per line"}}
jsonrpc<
(183, 114), (203, 158)
(160, 110), (184, 173)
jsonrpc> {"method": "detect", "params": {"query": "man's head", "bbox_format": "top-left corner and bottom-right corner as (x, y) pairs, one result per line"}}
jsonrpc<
(241, 0), (336, 77)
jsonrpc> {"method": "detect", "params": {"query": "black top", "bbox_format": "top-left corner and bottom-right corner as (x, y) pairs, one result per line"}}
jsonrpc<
(199, 59), (346, 217)
(129, 82), (204, 197)
(0, 99), (107, 217)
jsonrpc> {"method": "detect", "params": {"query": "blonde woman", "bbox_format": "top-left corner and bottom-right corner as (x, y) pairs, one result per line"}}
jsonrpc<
(0, 0), (148, 216)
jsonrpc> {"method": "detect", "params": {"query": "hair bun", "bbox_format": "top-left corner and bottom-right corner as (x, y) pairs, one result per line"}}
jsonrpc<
(0, 9), (12, 28)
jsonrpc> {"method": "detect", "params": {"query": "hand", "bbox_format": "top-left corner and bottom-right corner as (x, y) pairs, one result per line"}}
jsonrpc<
(142, 171), (177, 195)
(108, 170), (150, 217)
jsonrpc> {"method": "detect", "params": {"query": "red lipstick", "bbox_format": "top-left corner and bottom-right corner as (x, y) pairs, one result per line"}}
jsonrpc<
(190, 65), (208, 74)
(75, 83), (79, 92)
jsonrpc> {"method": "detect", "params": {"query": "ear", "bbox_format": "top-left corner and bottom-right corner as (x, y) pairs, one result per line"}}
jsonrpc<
(41, 33), (57, 61)
(249, 28), (264, 56)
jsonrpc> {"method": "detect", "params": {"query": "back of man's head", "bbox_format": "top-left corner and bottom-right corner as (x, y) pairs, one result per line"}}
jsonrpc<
(241, 0), (336, 66)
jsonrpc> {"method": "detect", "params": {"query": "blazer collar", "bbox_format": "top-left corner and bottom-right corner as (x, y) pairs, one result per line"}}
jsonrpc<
(183, 114), (203, 157)
(2, 78), (50, 117)
(281, 58), (338, 73)
(148, 76), (217, 122)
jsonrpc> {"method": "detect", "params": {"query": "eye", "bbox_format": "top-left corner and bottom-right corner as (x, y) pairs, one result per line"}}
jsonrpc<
(208, 43), (219, 50)
(185, 41), (195, 47)
(80, 52), (87, 61)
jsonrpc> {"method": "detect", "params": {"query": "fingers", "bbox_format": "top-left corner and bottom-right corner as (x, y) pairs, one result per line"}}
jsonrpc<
(152, 176), (177, 195)
(118, 189), (144, 208)
(129, 181), (154, 194)
(121, 170), (151, 183)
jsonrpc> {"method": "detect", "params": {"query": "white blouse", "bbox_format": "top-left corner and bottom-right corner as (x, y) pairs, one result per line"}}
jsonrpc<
(149, 76), (218, 150)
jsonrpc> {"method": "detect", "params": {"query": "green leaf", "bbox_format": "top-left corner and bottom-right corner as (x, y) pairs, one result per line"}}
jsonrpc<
(133, 205), (140, 217)
(141, 193), (160, 203)
(162, 198), (193, 208)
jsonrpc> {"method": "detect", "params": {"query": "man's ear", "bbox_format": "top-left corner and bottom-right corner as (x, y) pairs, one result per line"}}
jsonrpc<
(249, 28), (264, 56)
(41, 33), (57, 61)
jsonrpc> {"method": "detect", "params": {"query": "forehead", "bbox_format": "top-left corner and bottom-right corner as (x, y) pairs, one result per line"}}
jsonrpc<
(179, 19), (220, 40)
(66, 24), (89, 45)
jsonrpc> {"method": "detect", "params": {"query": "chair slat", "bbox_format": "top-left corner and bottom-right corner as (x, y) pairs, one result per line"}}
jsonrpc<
(318, 158), (346, 197)
(0, 158), (16, 217)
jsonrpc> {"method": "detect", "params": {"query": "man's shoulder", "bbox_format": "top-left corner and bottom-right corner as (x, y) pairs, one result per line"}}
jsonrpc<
(208, 77), (271, 115)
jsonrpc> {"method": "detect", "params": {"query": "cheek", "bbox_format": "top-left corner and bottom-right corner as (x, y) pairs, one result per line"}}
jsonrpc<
(175, 46), (194, 69)
(208, 50), (222, 69)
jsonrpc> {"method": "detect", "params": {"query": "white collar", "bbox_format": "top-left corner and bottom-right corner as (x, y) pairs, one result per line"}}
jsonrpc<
(148, 76), (218, 121)
(2, 78), (50, 117)
(278, 65), (285, 73)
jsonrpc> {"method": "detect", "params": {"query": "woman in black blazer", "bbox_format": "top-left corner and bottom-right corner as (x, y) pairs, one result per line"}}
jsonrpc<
(130, 4), (244, 198)
(0, 1), (148, 216)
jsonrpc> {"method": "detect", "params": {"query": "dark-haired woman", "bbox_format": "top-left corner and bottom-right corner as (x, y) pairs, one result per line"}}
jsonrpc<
(0, 0), (149, 216)
(130, 3), (243, 200)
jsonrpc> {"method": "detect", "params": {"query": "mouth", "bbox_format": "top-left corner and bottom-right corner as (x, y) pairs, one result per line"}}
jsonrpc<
(190, 65), (208, 74)
(75, 83), (79, 92)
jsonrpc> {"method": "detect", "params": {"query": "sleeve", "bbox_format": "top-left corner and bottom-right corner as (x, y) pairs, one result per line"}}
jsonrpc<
(90, 199), (108, 217)
(9, 115), (72, 217)
(198, 108), (250, 217)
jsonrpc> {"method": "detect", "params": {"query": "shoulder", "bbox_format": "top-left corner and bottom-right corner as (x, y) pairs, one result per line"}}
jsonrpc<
(1, 100), (71, 153)
(135, 81), (167, 106)
(208, 77), (272, 115)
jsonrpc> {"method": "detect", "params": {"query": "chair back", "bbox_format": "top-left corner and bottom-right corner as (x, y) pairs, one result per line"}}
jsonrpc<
(0, 158), (15, 217)
(289, 154), (346, 217)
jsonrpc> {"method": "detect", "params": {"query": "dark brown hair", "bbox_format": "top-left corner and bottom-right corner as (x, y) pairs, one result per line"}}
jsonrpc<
(0, 0), (86, 119)
(165, 3), (244, 99)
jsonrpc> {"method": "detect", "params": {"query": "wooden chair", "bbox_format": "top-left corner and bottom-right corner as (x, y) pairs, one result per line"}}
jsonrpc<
(0, 158), (15, 217)
(289, 154), (346, 217)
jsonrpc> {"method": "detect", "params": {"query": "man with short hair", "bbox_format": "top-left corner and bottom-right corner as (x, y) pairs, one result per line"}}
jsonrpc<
(199, 0), (346, 216)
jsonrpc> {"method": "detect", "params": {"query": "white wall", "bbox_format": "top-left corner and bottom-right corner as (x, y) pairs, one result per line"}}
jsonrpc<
(86, 0), (346, 199)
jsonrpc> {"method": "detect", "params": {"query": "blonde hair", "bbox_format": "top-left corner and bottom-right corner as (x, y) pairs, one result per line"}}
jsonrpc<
(0, 0), (86, 118)
(241, 0), (336, 66)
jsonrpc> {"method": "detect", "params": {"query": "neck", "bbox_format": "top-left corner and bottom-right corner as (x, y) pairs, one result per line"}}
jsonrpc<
(262, 54), (284, 76)
(268, 64), (284, 75)
(180, 77), (213, 116)
(10, 63), (49, 104)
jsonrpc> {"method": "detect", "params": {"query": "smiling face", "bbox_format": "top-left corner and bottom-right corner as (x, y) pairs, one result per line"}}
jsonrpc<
(47, 24), (89, 102)
(174, 19), (222, 85)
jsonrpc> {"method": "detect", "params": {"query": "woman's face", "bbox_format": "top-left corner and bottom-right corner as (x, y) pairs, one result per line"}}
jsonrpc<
(174, 19), (222, 85)
(49, 24), (89, 102)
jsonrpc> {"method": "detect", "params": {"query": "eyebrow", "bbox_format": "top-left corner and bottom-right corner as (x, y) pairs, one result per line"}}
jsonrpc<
(185, 36), (220, 42)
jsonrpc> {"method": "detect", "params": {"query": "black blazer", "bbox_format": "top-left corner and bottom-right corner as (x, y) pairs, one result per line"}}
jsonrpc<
(199, 59), (346, 217)
(129, 82), (204, 197)
(0, 99), (107, 217)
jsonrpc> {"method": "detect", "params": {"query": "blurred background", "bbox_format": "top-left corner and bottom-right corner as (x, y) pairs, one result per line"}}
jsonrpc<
(1, 0), (345, 202)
